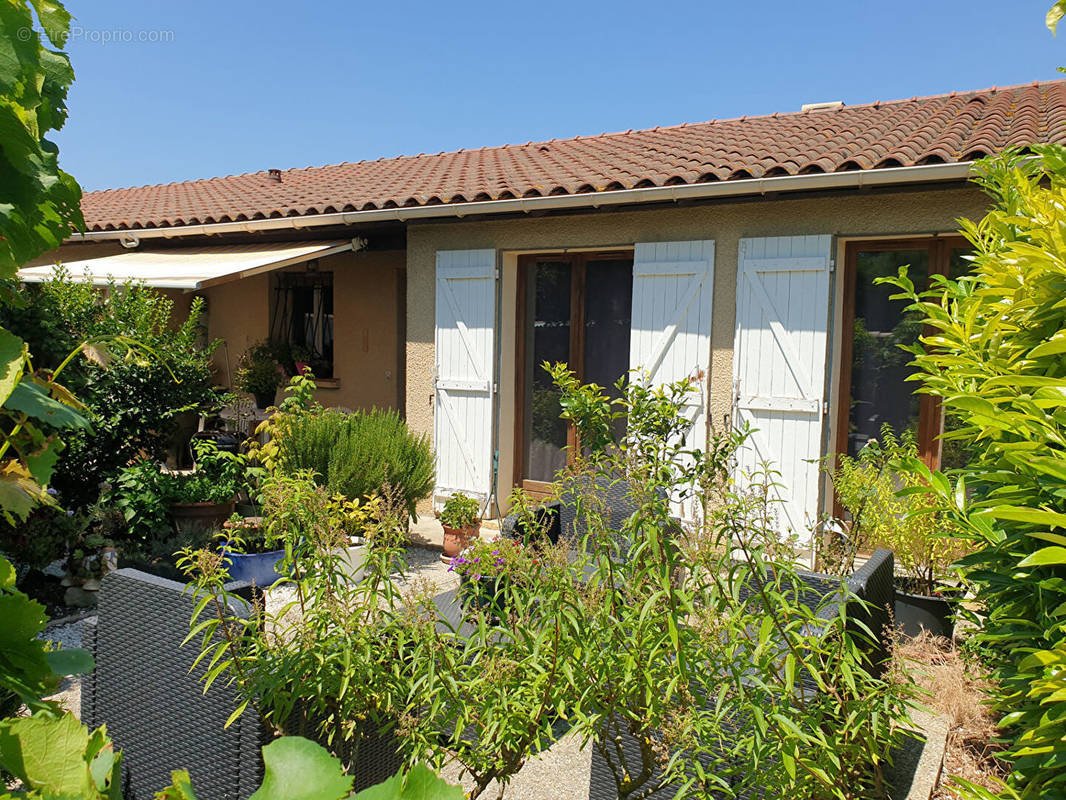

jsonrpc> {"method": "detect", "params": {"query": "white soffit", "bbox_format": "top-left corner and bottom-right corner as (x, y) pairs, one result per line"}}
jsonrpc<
(17, 240), (353, 291)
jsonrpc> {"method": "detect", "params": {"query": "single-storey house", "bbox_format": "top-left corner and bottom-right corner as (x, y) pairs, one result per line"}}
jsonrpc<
(22, 79), (1066, 539)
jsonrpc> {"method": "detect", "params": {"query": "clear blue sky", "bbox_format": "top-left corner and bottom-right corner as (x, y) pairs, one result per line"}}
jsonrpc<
(50, 0), (1065, 192)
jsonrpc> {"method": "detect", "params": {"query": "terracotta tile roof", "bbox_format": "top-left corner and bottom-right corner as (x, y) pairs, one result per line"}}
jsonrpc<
(81, 80), (1066, 232)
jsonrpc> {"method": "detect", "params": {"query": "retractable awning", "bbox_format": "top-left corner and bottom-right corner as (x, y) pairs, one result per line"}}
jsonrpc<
(18, 240), (354, 291)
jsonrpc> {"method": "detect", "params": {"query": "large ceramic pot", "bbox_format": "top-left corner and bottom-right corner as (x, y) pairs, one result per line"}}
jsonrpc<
(442, 522), (479, 558)
(222, 548), (286, 587)
(170, 500), (235, 540)
(894, 587), (961, 639)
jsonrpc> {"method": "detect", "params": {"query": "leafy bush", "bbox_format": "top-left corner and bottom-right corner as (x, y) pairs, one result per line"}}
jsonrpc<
(0, 506), (84, 571)
(273, 407), (433, 521)
(109, 441), (255, 546)
(880, 145), (1066, 798)
(823, 424), (969, 593)
(438, 492), (479, 529)
(0, 271), (221, 507)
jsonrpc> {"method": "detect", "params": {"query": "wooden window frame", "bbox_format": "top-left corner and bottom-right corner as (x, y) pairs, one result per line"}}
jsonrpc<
(834, 236), (968, 481)
(513, 250), (633, 496)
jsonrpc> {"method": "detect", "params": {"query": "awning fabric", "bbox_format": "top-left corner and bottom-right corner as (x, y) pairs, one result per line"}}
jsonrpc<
(18, 240), (353, 290)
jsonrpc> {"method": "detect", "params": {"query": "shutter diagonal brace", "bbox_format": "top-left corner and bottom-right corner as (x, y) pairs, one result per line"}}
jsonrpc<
(636, 268), (705, 382)
(745, 265), (815, 401)
(438, 275), (486, 384)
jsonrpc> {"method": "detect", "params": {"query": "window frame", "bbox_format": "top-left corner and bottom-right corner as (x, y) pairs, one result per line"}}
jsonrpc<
(269, 268), (335, 378)
(835, 236), (969, 477)
(513, 249), (633, 496)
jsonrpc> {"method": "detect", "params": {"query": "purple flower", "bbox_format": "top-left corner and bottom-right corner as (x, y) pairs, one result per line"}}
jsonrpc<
(46, 487), (57, 497)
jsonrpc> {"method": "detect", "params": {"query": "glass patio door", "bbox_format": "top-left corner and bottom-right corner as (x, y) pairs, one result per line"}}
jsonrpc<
(516, 252), (633, 495)
(838, 237), (970, 469)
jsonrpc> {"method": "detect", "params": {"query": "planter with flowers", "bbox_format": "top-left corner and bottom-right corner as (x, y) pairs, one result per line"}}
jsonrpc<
(448, 537), (529, 617)
(438, 492), (481, 558)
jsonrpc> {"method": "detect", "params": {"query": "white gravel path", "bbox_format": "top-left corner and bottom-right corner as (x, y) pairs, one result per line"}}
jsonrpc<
(39, 616), (89, 716)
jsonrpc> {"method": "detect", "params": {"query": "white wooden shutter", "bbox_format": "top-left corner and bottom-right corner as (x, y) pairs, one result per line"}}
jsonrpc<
(434, 249), (496, 507)
(630, 240), (715, 517)
(733, 235), (833, 543)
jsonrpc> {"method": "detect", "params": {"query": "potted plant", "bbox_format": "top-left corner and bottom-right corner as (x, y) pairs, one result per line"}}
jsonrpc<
(220, 473), (376, 588)
(167, 440), (254, 539)
(438, 492), (481, 558)
(218, 514), (285, 586)
(447, 537), (528, 616)
(235, 340), (286, 409)
(825, 425), (970, 638)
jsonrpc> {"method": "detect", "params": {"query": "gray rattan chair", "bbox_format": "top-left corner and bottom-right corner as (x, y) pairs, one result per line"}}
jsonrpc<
(83, 568), (405, 800)
(82, 568), (263, 800)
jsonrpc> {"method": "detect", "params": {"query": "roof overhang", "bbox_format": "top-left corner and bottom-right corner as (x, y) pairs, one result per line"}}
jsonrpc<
(68, 161), (977, 243)
(18, 240), (354, 290)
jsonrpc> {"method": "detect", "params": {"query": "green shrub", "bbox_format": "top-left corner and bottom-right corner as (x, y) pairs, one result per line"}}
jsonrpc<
(235, 340), (286, 399)
(275, 408), (433, 521)
(0, 271), (222, 507)
(823, 425), (969, 593)
(882, 145), (1066, 798)
(438, 492), (480, 529)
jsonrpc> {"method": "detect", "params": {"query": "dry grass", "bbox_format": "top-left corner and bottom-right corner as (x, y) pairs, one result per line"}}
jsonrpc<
(896, 631), (1008, 798)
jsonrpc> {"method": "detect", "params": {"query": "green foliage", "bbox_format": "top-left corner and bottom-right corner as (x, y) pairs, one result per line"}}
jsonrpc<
(156, 741), (460, 800)
(234, 340), (286, 398)
(273, 407), (434, 522)
(1050, 1), (1066, 34)
(0, 505), (84, 570)
(109, 441), (255, 545)
(878, 145), (1066, 798)
(183, 361), (912, 799)
(437, 492), (479, 530)
(823, 424), (969, 593)
(545, 365), (913, 800)
(250, 736), (353, 800)
(0, 555), (93, 717)
(0, 0), (82, 280)
(0, 713), (121, 800)
(0, 272), (221, 508)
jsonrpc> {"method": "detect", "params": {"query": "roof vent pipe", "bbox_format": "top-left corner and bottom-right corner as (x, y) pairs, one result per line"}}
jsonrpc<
(801, 101), (844, 112)
(267, 169), (282, 182)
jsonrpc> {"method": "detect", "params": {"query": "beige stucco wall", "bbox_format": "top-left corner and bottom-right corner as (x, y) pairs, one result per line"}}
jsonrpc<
(197, 249), (405, 411)
(405, 185), (991, 509)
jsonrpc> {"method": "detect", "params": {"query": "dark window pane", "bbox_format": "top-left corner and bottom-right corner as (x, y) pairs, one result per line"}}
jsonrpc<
(523, 261), (571, 483)
(583, 259), (632, 440)
(847, 250), (928, 457)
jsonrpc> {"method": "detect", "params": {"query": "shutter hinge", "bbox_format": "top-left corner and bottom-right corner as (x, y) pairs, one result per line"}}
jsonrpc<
(494, 268), (500, 280)
(822, 400), (829, 416)
(828, 259), (836, 273)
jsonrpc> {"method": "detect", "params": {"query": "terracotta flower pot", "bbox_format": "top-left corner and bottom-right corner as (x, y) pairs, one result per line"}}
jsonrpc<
(441, 522), (480, 558)
(170, 500), (235, 540)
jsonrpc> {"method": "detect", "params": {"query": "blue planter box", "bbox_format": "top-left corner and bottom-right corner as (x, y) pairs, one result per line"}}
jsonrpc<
(222, 549), (286, 587)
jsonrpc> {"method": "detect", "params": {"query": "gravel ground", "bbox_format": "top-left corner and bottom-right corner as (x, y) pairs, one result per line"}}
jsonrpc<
(438, 730), (591, 800)
(39, 616), (89, 716)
